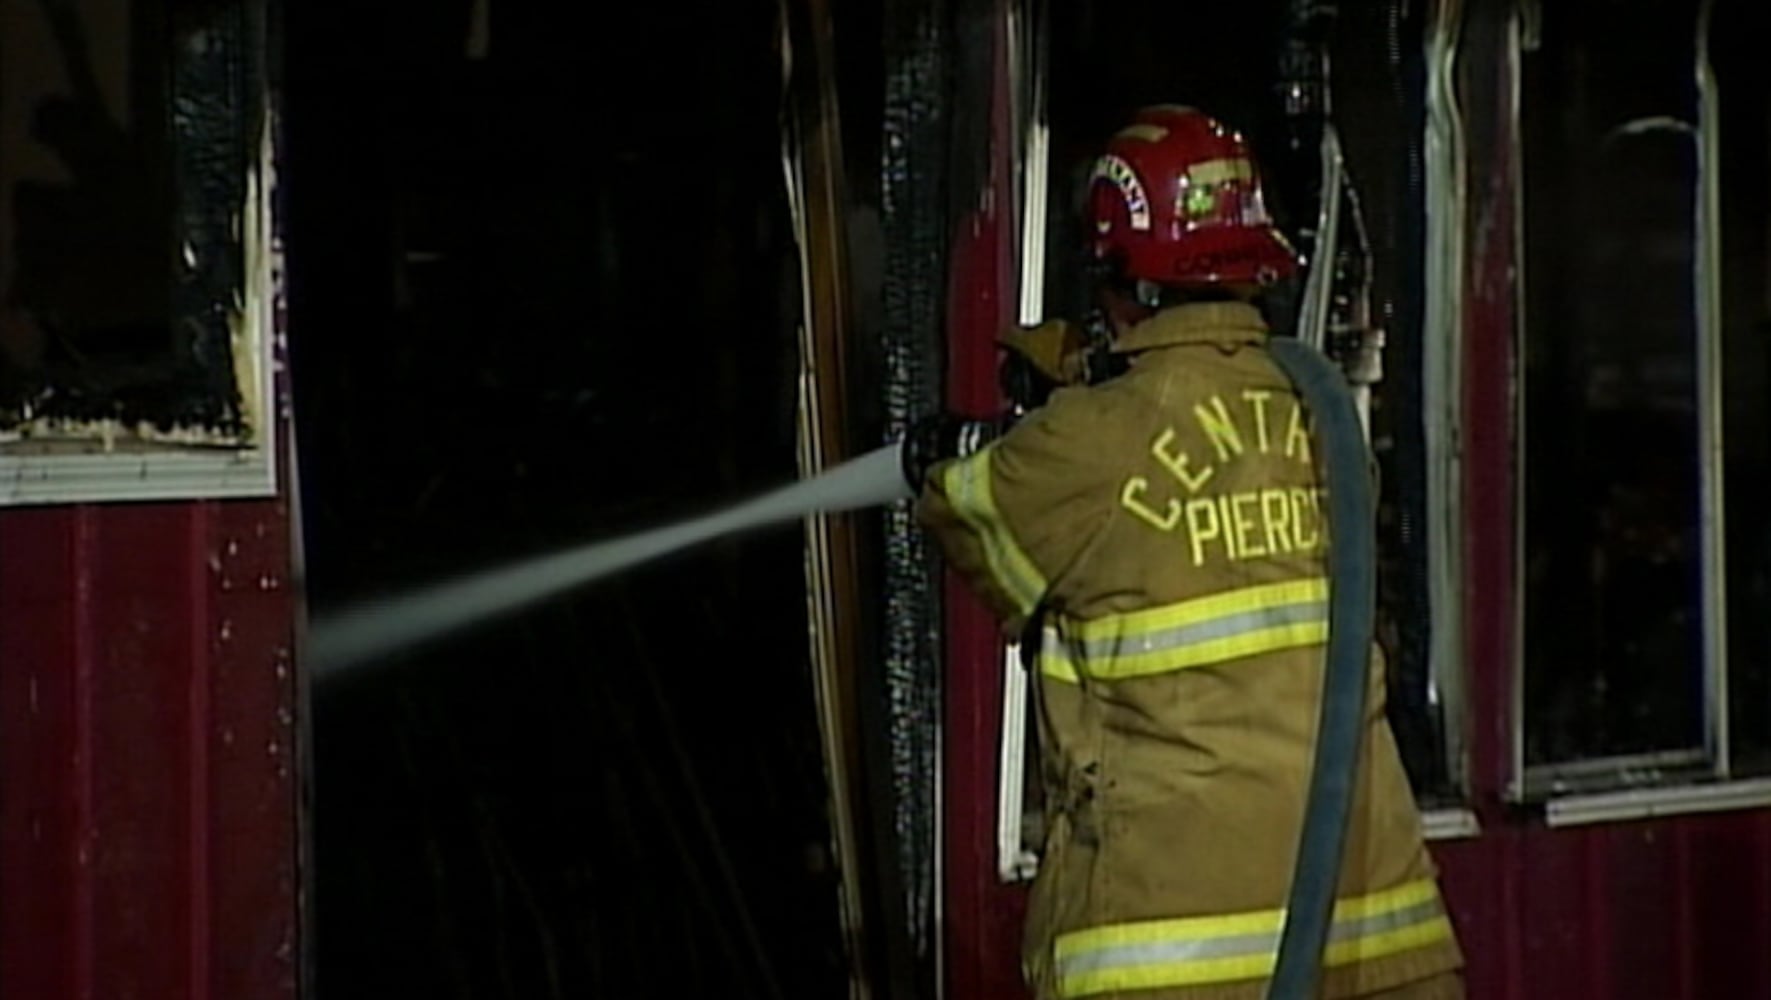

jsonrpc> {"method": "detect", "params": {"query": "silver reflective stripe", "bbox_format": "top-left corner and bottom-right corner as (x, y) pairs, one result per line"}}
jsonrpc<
(1056, 898), (1445, 980)
(1064, 599), (1328, 661)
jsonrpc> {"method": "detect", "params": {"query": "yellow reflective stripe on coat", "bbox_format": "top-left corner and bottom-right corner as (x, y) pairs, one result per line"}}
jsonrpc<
(939, 447), (1048, 617)
(1039, 578), (1329, 683)
(1053, 878), (1454, 996)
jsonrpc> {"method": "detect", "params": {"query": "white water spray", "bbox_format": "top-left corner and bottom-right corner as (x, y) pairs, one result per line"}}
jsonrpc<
(307, 442), (913, 679)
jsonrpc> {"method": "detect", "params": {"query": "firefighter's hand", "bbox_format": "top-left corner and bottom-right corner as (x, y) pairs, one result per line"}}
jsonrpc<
(900, 412), (1014, 490)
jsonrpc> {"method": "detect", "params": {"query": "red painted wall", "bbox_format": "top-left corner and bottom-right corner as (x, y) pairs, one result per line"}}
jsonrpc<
(941, 9), (1029, 994)
(1435, 817), (1771, 1000)
(0, 497), (301, 1000)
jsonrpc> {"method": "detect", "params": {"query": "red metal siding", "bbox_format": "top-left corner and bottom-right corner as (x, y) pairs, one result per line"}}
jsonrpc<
(942, 4), (1030, 996)
(1432, 820), (1771, 1000)
(0, 497), (299, 1000)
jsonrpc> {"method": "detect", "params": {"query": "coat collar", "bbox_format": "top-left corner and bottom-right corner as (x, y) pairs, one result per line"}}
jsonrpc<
(1110, 301), (1269, 354)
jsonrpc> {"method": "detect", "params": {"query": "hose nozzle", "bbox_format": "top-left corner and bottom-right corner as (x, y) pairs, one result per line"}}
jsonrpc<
(899, 413), (1014, 491)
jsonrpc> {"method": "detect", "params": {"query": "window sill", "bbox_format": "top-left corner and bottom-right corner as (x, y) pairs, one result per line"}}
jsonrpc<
(1545, 777), (1771, 829)
(0, 446), (277, 506)
(1421, 807), (1481, 841)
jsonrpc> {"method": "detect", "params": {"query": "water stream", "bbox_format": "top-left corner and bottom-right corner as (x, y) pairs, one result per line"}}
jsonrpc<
(307, 442), (912, 679)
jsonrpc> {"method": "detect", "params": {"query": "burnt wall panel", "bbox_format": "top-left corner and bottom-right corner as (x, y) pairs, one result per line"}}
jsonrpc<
(877, 0), (958, 992)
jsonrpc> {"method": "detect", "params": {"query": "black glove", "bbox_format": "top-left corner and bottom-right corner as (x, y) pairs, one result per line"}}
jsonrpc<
(900, 412), (1015, 491)
(1000, 351), (1065, 412)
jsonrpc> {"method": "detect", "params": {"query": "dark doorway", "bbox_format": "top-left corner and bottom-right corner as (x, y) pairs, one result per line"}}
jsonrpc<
(280, 2), (848, 996)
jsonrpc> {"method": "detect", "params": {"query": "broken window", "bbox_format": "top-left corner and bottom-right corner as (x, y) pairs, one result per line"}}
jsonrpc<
(0, 0), (275, 504)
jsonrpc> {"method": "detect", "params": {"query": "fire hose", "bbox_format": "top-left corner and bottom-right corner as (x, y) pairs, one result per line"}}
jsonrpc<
(1268, 3), (1382, 995)
(1263, 336), (1376, 1000)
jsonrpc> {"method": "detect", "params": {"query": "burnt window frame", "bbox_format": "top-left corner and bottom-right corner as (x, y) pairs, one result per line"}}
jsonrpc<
(0, 0), (278, 506)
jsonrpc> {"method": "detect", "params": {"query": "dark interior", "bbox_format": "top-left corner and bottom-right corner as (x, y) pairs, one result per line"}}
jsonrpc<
(281, 1), (847, 995)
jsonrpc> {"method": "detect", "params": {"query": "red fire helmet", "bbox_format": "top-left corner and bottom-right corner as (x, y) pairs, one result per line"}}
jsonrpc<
(1087, 105), (1300, 289)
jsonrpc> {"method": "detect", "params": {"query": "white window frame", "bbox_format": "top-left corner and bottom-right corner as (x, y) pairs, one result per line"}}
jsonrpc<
(1423, 0), (1472, 809)
(1506, 0), (1771, 824)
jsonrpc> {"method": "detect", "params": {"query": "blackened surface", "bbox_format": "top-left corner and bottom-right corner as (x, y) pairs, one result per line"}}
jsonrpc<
(167, 0), (257, 433)
(876, 0), (952, 991)
(285, 0), (847, 996)
(0, 0), (252, 435)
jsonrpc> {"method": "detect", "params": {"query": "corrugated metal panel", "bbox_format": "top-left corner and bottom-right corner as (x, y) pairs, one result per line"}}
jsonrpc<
(942, 2), (1031, 998)
(0, 498), (299, 1000)
(1432, 818), (1771, 1000)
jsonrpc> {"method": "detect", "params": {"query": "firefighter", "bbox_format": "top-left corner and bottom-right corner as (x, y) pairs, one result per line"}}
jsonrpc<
(903, 106), (1466, 999)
